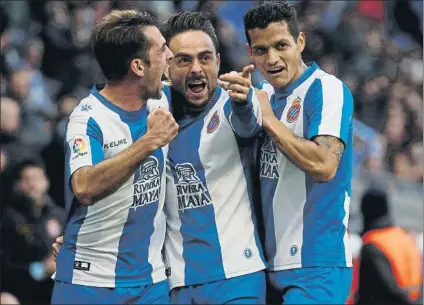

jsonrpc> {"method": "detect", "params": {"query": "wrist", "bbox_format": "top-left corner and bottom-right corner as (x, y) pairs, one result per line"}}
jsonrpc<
(140, 132), (161, 151)
(262, 115), (279, 130)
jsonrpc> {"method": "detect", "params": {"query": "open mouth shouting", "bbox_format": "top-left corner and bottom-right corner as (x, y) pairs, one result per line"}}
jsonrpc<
(186, 79), (207, 99)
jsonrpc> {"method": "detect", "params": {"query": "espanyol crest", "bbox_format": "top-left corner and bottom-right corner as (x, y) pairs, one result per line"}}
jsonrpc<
(207, 110), (220, 133)
(287, 97), (302, 123)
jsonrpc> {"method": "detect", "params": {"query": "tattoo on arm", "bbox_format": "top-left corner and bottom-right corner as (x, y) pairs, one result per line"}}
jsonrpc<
(295, 135), (307, 142)
(314, 136), (345, 161)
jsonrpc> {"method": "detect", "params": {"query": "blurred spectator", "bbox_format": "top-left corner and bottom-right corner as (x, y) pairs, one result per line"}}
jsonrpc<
(0, 160), (65, 305)
(0, 0), (422, 302)
(0, 97), (34, 167)
(0, 148), (7, 174)
(0, 292), (20, 305)
(0, 0), (422, 182)
(356, 186), (422, 304)
(40, 94), (77, 207)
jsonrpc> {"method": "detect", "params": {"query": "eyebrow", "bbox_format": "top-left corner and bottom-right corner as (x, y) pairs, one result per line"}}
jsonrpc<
(174, 50), (214, 58)
(253, 38), (291, 49)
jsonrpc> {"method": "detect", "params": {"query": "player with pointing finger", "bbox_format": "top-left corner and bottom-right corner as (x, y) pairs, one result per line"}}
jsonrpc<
(161, 12), (267, 304)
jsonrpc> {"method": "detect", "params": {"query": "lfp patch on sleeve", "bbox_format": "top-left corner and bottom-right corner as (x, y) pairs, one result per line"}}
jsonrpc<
(71, 135), (90, 160)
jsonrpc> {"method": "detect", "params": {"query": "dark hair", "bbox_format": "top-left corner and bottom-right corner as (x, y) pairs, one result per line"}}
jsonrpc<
(162, 11), (219, 52)
(91, 10), (158, 81)
(244, 0), (299, 45)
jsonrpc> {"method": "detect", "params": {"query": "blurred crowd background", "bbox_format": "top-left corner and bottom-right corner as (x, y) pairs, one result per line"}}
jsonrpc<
(0, 1), (422, 304)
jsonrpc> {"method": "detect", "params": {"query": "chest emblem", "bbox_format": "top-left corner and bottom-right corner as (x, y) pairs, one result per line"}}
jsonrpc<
(207, 110), (220, 133)
(286, 97), (302, 123)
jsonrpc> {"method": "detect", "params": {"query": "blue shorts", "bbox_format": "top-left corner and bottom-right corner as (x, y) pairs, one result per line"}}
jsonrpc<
(171, 271), (266, 304)
(51, 280), (170, 304)
(267, 267), (352, 304)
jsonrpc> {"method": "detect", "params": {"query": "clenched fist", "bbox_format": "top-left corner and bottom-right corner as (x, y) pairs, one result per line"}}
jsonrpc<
(147, 108), (179, 147)
(52, 235), (63, 262)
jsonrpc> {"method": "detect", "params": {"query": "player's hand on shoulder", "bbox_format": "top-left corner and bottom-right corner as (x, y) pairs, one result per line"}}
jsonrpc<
(52, 235), (63, 262)
(255, 89), (275, 124)
(147, 108), (179, 147)
(218, 64), (255, 103)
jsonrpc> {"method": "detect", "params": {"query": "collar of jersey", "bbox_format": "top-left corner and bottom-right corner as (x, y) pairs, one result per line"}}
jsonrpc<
(177, 86), (222, 128)
(90, 84), (147, 123)
(274, 61), (320, 98)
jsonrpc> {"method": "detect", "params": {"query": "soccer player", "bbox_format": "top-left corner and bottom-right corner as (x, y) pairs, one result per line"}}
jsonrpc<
(52, 10), (177, 304)
(226, 1), (354, 304)
(161, 12), (267, 304)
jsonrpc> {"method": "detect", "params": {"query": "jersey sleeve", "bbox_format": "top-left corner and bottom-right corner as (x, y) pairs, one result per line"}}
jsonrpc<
(65, 113), (104, 179)
(305, 76), (354, 146)
(223, 87), (263, 138)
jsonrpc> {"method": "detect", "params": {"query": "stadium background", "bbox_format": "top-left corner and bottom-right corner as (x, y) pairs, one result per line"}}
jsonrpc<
(0, 0), (422, 304)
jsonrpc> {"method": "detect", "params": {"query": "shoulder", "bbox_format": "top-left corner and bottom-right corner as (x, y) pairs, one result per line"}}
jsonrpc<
(256, 80), (275, 100)
(312, 72), (353, 98)
(305, 72), (353, 110)
(361, 242), (386, 259)
(66, 95), (104, 138)
(68, 94), (99, 124)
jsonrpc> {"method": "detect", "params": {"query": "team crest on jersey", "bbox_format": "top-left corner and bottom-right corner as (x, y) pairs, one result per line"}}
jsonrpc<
(289, 245), (299, 256)
(174, 163), (212, 212)
(207, 111), (220, 133)
(286, 97), (302, 123)
(260, 136), (280, 179)
(131, 156), (161, 211)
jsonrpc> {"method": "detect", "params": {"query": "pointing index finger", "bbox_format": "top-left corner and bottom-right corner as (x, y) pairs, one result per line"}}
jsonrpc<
(241, 64), (255, 78)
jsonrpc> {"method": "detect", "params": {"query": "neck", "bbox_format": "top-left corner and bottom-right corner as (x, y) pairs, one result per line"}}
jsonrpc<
(362, 216), (393, 235)
(100, 79), (145, 112)
(291, 61), (308, 84)
(173, 87), (217, 117)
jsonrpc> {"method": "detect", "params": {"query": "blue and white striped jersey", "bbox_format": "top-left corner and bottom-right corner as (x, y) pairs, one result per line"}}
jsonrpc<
(56, 84), (169, 288)
(164, 85), (267, 289)
(257, 62), (354, 271)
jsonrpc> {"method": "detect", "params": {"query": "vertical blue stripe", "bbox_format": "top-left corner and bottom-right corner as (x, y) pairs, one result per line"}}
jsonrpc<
(301, 81), (354, 267)
(340, 84), (354, 145)
(168, 117), (225, 285)
(260, 94), (286, 264)
(305, 79), (323, 140)
(57, 119), (103, 283)
(87, 118), (104, 165)
(114, 107), (163, 286)
(163, 84), (172, 109)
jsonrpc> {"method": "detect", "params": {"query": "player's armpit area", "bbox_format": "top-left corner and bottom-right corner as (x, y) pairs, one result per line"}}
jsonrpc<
(313, 135), (345, 163)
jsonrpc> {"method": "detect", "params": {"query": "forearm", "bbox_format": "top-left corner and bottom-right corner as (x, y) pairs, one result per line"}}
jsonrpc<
(263, 117), (335, 182)
(230, 100), (262, 138)
(73, 133), (159, 205)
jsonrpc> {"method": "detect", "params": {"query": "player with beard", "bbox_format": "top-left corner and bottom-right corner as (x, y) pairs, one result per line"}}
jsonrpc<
(161, 12), (266, 304)
(52, 10), (177, 305)
(52, 11), (267, 304)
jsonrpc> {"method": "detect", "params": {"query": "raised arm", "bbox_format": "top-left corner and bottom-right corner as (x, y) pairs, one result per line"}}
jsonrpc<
(259, 77), (353, 182)
(68, 108), (178, 205)
(219, 65), (262, 138)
